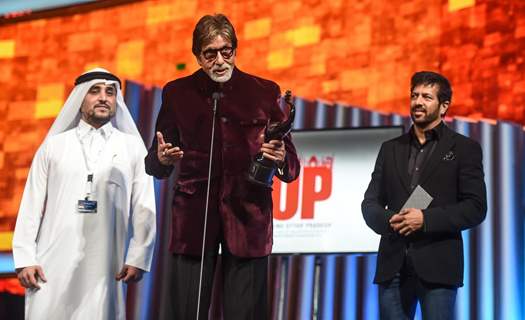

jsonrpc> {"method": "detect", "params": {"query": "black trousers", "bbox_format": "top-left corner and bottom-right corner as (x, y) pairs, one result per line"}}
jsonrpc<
(171, 248), (269, 320)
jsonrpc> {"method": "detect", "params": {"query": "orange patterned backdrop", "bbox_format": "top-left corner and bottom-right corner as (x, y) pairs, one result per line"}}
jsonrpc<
(0, 0), (524, 250)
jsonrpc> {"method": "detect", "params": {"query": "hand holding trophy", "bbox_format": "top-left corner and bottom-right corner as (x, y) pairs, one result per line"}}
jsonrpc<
(247, 90), (296, 187)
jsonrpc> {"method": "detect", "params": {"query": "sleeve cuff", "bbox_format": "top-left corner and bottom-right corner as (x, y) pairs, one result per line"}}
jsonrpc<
(421, 209), (427, 232)
(12, 247), (38, 269)
(125, 248), (153, 272)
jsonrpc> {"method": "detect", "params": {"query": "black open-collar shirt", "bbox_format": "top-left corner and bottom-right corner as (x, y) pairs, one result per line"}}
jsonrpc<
(407, 121), (445, 190)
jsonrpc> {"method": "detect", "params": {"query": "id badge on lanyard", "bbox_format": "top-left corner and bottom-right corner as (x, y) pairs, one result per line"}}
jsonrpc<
(78, 173), (97, 213)
(77, 130), (102, 214)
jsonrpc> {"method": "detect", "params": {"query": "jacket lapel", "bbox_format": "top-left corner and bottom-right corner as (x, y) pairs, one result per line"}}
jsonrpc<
(394, 133), (411, 193)
(418, 125), (456, 186)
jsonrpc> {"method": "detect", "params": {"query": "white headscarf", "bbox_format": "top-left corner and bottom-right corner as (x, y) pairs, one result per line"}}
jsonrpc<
(44, 67), (142, 143)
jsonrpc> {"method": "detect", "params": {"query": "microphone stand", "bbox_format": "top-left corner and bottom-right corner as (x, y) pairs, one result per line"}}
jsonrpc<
(196, 92), (220, 320)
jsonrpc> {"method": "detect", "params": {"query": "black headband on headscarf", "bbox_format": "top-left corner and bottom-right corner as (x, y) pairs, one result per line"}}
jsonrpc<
(74, 71), (122, 88)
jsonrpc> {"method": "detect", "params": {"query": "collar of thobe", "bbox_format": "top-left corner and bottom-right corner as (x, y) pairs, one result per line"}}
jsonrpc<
(77, 119), (114, 173)
(77, 119), (114, 142)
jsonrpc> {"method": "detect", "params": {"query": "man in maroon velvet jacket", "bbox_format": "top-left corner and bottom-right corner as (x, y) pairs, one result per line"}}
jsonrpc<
(145, 14), (300, 320)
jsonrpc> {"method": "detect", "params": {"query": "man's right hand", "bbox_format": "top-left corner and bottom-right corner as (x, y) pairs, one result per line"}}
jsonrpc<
(157, 131), (183, 166)
(389, 208), (424, 236)
(16, 265), (47, 289)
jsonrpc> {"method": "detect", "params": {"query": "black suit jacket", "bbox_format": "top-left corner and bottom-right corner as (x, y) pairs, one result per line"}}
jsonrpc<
(362, 124), (487, 286)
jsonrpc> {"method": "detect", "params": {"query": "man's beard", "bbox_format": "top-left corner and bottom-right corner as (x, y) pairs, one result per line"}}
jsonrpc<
(84, 106), (115, 126)
(410, 106), (440, 128)
(208, 63), (233, 83)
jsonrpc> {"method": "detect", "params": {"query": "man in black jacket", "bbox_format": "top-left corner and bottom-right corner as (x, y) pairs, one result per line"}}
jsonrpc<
(362, 71), (487, 319)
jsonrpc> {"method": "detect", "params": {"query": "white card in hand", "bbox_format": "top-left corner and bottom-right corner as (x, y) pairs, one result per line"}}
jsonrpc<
(402, 185), (433, 210)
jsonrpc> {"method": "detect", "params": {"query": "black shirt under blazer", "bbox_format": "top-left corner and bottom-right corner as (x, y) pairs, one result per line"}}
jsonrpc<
(362, 124), (487, 286)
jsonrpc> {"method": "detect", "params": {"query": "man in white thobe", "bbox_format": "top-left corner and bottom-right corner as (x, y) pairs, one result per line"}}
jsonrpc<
(12, 68), (156, 320)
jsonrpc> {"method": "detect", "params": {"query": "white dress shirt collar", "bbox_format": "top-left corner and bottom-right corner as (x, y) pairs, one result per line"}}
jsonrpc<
(77, 119), (114, 141)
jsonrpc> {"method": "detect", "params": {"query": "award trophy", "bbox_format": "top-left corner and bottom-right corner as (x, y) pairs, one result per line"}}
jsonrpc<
(247, 90), (296, 187)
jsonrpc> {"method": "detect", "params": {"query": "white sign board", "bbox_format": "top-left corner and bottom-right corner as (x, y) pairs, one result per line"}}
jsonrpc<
(271, 126), (403, 254)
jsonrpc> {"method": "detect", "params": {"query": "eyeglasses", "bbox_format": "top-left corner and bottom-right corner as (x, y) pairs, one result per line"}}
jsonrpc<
(201, 46), (234, 61)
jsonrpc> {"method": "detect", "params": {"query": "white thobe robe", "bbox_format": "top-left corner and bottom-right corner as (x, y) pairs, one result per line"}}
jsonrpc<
(12, 121), (156, 320)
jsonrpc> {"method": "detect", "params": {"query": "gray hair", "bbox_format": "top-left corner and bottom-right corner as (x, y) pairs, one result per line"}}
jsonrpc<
(192, 14), (237, 56)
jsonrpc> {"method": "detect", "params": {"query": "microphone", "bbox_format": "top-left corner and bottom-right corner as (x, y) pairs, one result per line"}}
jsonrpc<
(211, 91), (222, 113)
(196, 91), (221, 320)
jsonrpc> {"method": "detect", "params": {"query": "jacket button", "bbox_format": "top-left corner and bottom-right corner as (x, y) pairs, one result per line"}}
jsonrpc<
(220, 117), (228, 123)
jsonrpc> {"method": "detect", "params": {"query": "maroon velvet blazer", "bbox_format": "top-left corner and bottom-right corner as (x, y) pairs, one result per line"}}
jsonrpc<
(145, 67), (300, 257)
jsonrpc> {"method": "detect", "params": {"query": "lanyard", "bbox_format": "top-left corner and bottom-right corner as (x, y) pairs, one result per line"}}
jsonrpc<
(84, 174), (93, 200)
(76, 128), (107, 200)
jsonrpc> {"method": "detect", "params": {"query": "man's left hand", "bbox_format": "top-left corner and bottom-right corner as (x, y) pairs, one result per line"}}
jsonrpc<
(389, 208), (424, 236)
(116, 265), (144, 283)
(260, 139), (286, 167)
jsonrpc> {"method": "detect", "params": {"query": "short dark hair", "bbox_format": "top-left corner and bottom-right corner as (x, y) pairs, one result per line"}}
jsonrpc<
(192, 14), (238, 56)
(411, 71), (452, 104)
